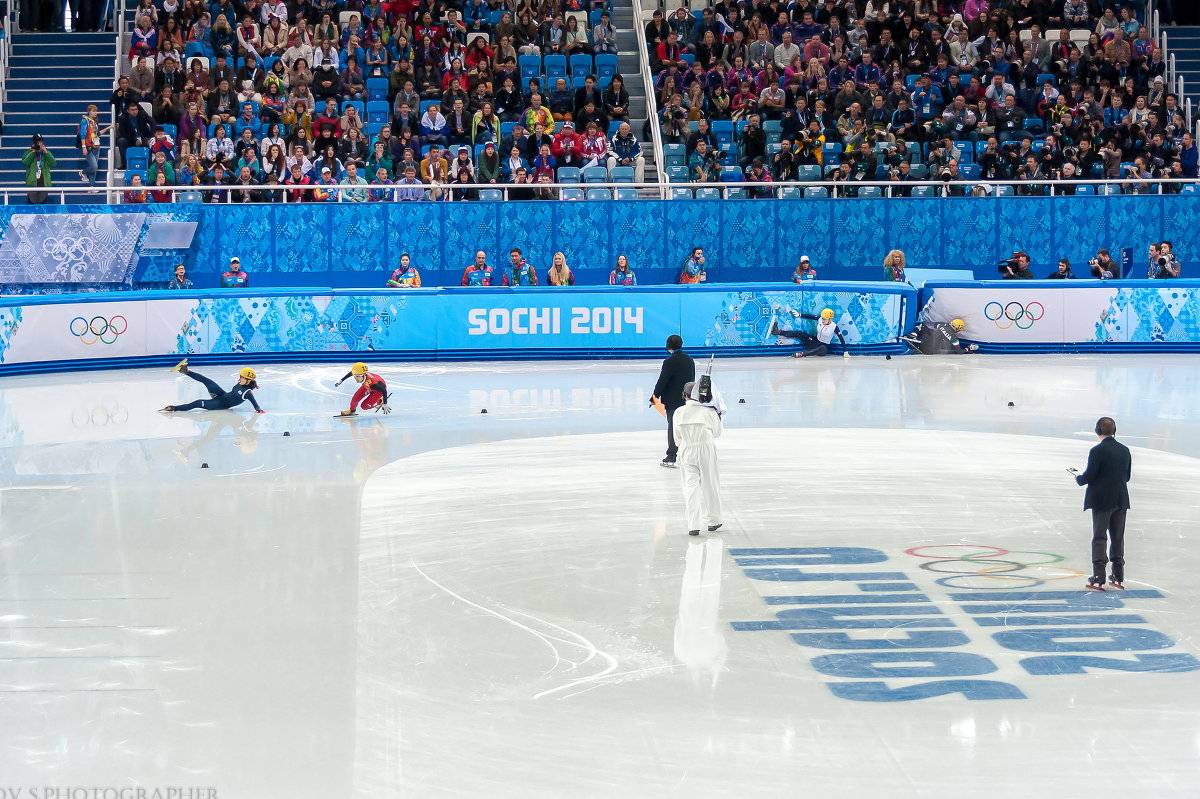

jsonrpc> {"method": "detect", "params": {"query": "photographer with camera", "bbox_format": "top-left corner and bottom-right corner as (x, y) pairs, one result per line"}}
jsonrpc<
(1122, 156), (1154, 195)
(21, 134), (56, 205)
(688, 139), (721, 183)
(739, 113), (768, 170)
(660, 94), (691, 144)
(1000, 252), (1035, 280)
(1090, 249), (1118, 279)
(773, 138), (800, 181)
(1148, 241), (1182, 279)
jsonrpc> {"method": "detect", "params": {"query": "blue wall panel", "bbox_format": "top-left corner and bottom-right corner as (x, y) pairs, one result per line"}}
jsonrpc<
(2, 196), (1194, 290)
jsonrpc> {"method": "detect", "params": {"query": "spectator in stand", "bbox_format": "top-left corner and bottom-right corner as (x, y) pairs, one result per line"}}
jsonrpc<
(679, 248), (706, 284)
(882, 250), (907, 282)
(116, 103), (154, 170)
(462, 250), (502, 286)
(22, 135), (55, 205)
(1001, 252), (1035, 280)
(792, 257), (817, 282)
(545, 252), (574, 286)
(688, 139), (720, 183)
(220, 257), (250, 287)
(1047, 259), (1076, 279)
(77, 105), (111, 193)
(610, 255), (636, 286)
(166, 264), (194, 290)
(607, 122), (645, 184)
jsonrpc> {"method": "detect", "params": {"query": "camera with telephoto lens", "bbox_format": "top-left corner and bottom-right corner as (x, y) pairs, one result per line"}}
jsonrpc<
(1088, 257), (1101, 268)
(997, 253), (1020, 273)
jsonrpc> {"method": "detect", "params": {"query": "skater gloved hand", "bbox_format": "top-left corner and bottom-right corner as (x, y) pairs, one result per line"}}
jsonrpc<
(380, 404), (392, 414)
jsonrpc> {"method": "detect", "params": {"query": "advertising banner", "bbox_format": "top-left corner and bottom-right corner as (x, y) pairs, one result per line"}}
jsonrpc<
(922, 282), (1200, 345)
(4, 300), (148, 362)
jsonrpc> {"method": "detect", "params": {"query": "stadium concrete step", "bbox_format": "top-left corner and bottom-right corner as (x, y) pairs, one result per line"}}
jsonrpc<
(611, 0), (661, 188)
(1167, 27), (1200, 113)
(0, 30), (119, 193)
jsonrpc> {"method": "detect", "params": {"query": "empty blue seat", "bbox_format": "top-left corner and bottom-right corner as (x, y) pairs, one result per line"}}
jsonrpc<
(805, 186), (829, 198)
(667, 166), (689, 183)
(615, 187), (640, 200)
(366, 78), (388, 102)
(557, 166), (581, 183)
(366, 100), (389, 124)
(912, 185), (936, 197)
(583, 166), (608, 182)
(994, 185), (1014, 197)
(125, 147), (149, 171)
(562, 187), (586, 200)
(859, 186), (882, 198)
(953, 142), (973, 163)
(596, 54), (617, 82)
(726, 188), (747, 199)
(544, 54), (567, 81)
(778, 186), (802, 199)
(586, 187), (612, 200)
(570, 54), (592, 79)
(695, 187), (721, 199)
(519, 55), (541, 84)
(910, 164), (929, 179)
(1074, 185), (1095, 195)
(961, 163), (980, 179)
(479, 189), (504, 201)
(798, 165), (822, 181)
(671, 187), (693, 200)
(611, 166), (634, 183)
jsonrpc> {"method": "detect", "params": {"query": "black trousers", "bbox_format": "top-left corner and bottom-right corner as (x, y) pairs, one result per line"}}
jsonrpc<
(777, 328), (829, 357)
(665, 404), (682, 461)
(1090, 508), (1127, 582)
(175, 370), (237, 412)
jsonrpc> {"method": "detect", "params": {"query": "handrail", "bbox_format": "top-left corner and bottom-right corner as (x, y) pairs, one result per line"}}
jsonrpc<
(5, 175), (1199, 205)
(630, 0), (667, 194)
(109, 0), (128, 193)
(1, 0), (12, 125)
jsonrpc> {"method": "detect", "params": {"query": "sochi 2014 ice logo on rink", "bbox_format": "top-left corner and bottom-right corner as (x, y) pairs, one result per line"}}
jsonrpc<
(730, 545), (1199, 701)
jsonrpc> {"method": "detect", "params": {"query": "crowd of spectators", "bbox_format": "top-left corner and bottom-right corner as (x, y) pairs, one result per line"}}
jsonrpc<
(109, 0), (649, 202)
(652, 0), (1199, 196)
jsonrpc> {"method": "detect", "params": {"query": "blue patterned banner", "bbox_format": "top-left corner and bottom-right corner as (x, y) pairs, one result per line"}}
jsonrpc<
(0, 199), (1194, 290)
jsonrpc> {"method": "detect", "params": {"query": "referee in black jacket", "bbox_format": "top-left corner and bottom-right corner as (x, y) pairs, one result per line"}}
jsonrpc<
(1070, 417), (1133, 590)
(651, 334), (695, 468)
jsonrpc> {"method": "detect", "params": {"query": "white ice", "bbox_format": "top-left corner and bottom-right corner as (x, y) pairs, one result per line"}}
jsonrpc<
(0, 355), (1198, 797)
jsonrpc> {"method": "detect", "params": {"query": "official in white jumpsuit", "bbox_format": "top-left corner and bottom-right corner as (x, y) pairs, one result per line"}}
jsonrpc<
(673, 380), (724, 536)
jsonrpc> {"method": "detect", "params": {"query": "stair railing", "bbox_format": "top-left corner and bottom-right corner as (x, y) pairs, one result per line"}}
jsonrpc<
(108, 0), (129, 199)
(632, 0), (668, 197)
(1, 0), (12, 126)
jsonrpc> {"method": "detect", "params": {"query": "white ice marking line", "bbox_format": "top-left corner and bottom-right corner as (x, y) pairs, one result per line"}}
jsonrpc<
(213, 466), (285, 477)
(410, 561), (571, 673)
(410, 561), (620, 692)
(281, 374), (342, 397)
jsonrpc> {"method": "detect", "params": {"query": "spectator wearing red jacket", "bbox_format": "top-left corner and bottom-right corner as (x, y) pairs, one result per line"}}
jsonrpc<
(551, 120), (583, 169)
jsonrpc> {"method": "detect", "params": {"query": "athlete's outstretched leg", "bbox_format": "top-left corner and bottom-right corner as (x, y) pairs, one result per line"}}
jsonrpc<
(184, 369), (225, 398)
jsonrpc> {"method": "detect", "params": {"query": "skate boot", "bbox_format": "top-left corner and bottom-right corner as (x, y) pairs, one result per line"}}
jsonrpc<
(707, 523), (723, 532)
(171, 359), (189, 373)
(688, 530), (700, 536)
(1108, 578), (1126, 590)
(1085, 576), (1106, 591)
(660, 458), (677, 468)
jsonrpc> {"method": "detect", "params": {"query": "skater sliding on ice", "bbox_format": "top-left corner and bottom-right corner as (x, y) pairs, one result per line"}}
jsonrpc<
(771, 307), (850, 358)
(161, 360), (264, 413)
(334, 362), (391, 417)
(675, 372), (725, 537)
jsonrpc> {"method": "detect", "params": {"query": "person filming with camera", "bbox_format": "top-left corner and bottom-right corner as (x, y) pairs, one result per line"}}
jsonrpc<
(22, 134), (56, 205)
(1148, 241), (1181, 279)
(1000, 251), (1034, 279)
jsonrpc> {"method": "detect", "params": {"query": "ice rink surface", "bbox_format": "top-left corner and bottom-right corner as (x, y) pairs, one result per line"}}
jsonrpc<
(0, 354), (1198, 798)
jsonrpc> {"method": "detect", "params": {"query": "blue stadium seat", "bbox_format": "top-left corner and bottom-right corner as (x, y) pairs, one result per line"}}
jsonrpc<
(366, 78), (388, 102)
(342, 100), (365, 115)
(479, 189), (504, 201)
(179, 191), (204, 202)
(1074, 185), (1095, 195)
(805, 186), (829, 198)
(726, 188), (747, 199)
(570, 54), (593, 79)
(778, 185), (802, 199)
(912, 186), (936, 197)
(671, 187), (693, 199)
(596, 54), (618, 82)
(160, 124), (177, 141)
(611, 166), (634, 183)
(910, 164), (929, 179)
(798, 165), (822, 181)
(721, 166), (743, 182)
(519, 55), (541, 84)
(557, 166), (582, 183)
(994, 185), (1014, 197)
(366, 101), (390, 124)
(859, 186), (882, 198)
(822, 142), (842, 163)
(544, 54), (567, 81)
(125, 147), (149, 171)
(953, 142), (973, 163)
(1102, 184), (1122, 195)
(695, 187), (721, 199)
(586, 188), (612, 200)
(583, 166), (608, 182)
(961, 163), (980, 179)
(561, 187), (586, 200)
(667, 166), (689, 183)
(615, 187), (640, 200)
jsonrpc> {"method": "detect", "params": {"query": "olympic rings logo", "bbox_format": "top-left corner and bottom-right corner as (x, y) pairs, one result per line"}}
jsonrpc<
(69, 315), (128, 345)
(41, 236), (90, 262)
(71, 401), (130, 426)
(983, 301), (1044, 330)
(905, 544), (1085, 590)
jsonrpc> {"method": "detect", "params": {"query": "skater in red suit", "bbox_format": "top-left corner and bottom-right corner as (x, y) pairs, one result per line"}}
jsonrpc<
(335, 362), (391, 417)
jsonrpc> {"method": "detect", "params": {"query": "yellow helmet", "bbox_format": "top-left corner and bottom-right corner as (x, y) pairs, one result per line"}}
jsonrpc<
(351, 362), (369, 376)
(951, 318), (966, 332)
(239, 367), (257, 380)
(820, 308), (834, 320)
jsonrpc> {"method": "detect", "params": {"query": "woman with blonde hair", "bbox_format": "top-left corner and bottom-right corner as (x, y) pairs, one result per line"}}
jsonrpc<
(883, 249), (907, 282)
(546, 252), (575, 286)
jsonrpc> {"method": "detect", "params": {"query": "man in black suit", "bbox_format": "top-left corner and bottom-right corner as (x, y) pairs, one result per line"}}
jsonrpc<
(651, 335), (696, 468)
(1070, 417), (1133, 590)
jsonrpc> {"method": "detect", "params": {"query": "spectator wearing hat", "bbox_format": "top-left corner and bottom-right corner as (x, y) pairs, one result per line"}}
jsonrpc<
(791, 257), (817, 282)
(476, 141), (502, 183)
(221, 257), (250, 288)
(551, 120), (584, 170)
